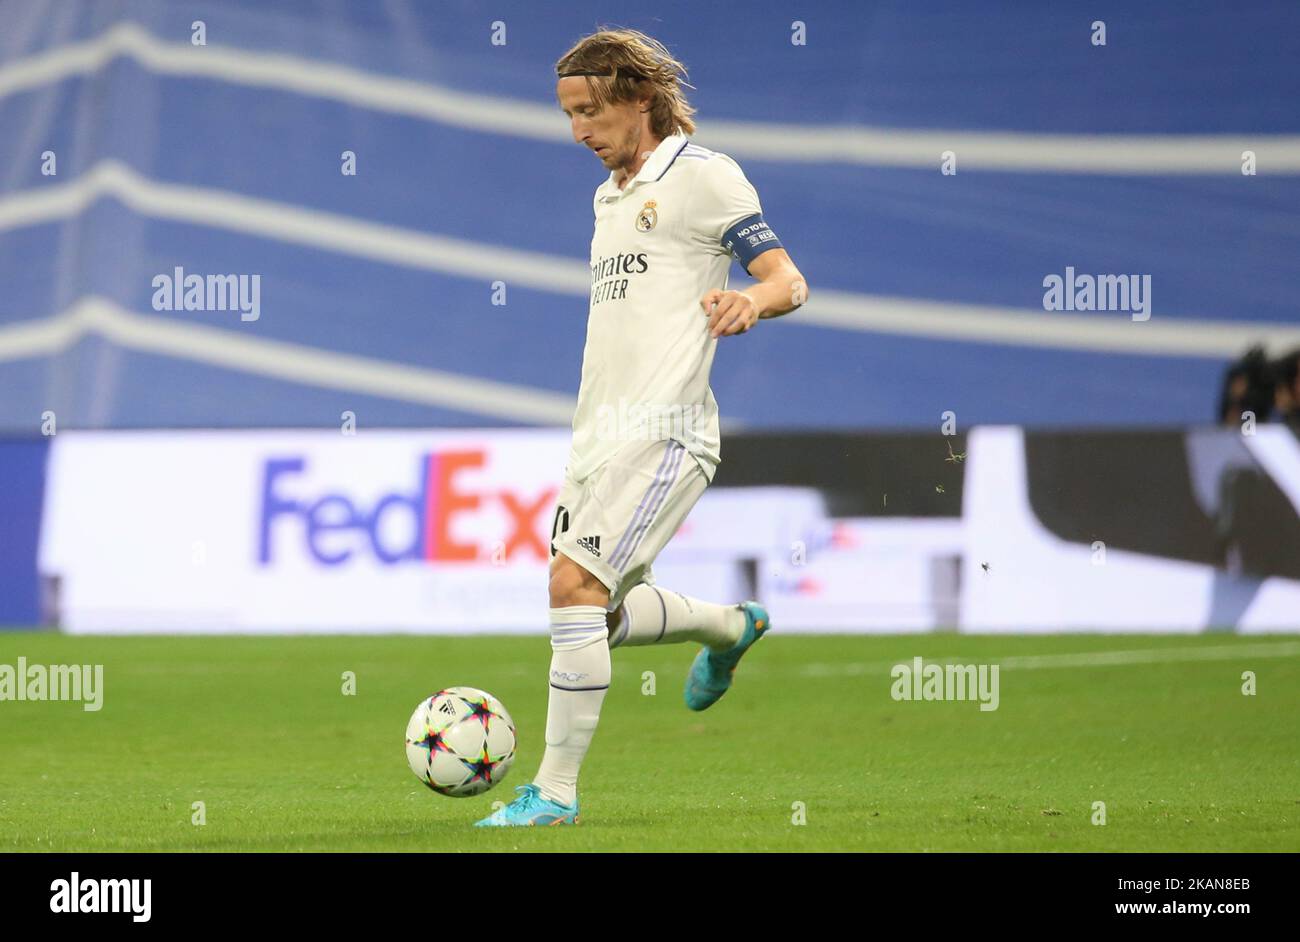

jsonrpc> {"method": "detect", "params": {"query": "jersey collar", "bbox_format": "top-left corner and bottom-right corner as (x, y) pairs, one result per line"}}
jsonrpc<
(599, 132), (690, 200)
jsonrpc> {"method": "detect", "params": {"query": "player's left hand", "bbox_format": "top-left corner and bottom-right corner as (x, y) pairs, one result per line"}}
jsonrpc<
(700, 289), (759, 339)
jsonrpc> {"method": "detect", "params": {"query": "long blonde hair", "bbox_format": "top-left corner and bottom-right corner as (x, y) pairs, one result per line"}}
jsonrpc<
(555, 28), (697, 138)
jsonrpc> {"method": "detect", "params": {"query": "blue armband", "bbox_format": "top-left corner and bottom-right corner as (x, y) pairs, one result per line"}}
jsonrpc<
(721, 214), (782, 270)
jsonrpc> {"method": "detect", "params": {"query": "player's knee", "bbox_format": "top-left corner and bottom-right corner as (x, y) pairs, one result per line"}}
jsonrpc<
(548, 555), (606, 609)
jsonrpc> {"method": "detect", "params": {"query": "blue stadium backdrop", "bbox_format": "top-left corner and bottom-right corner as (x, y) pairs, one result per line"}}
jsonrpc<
(2, 0), (1300, 432)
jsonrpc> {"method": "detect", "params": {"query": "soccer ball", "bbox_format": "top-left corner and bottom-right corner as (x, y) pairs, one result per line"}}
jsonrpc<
(405, 687), (516, 797)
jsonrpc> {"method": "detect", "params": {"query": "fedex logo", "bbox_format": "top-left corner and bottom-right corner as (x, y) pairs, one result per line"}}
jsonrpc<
(258, 450), (556, 566)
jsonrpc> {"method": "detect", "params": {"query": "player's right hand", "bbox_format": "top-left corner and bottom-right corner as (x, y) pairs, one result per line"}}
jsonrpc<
(700, 289), (759, 339)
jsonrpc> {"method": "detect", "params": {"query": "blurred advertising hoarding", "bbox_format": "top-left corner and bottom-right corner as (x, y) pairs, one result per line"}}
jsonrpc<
(28, 426), (1300, 633)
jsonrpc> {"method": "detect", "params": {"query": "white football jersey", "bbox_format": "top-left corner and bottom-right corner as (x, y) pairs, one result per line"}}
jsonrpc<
(567, 132), (782, 484)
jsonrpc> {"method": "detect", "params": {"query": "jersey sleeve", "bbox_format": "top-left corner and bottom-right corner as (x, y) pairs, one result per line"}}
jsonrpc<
(686, 155), (783, 272)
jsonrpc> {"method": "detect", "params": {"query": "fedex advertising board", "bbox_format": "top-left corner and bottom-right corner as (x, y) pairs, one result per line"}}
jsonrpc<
(40, 430), (571, 632)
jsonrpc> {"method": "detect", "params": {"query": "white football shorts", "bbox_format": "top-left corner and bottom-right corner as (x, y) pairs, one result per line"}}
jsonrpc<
(550, 437), (708, 611)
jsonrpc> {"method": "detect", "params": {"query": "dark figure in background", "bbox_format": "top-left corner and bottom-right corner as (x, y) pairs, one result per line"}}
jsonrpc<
(1272, 348), (1300, 433)
(1196, 346), (1300, 628)
(1217, 345), (1274, 427)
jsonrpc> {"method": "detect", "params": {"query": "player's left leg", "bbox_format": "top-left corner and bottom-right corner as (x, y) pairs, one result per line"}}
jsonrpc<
(607, 583), (745, 651)
(591, 445), (772, 711)
(610, 585), (771, 711)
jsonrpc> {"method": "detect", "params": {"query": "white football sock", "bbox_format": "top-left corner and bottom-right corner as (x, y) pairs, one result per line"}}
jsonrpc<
(531, 605), (610, 808)
(609, 584), (745, 652)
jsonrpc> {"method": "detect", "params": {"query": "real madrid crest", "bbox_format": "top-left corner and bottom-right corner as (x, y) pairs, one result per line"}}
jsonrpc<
(635, 199), (658, 232)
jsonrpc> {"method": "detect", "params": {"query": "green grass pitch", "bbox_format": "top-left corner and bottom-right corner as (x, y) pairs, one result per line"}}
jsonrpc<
(1, 631), (1297, 851)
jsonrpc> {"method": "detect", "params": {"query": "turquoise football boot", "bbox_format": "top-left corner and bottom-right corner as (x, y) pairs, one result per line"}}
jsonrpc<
(473, 783), (579, 827)
(684, 601), (770, 711)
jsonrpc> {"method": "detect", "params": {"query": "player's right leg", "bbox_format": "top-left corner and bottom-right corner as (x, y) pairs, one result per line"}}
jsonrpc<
(475, 553), (604, 828)
(527, 552), (611, 812)
(475, 481), (609, 828)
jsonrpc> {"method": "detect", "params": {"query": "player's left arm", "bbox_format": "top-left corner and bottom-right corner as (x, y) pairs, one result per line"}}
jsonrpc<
(701, 248), (808, 339)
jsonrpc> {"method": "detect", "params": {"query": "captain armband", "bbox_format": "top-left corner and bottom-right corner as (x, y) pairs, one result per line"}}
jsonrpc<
(721, 214), (783, 271)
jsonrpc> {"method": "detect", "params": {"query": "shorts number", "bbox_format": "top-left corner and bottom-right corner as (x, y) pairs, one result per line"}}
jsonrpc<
(550, 504), (570, 558)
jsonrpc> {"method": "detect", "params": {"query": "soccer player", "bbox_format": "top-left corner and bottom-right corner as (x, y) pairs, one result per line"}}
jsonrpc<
(476, 29), (808, 827)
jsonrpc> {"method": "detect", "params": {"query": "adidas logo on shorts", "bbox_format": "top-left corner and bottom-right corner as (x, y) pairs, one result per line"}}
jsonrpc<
(575, 535), (602, 558)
